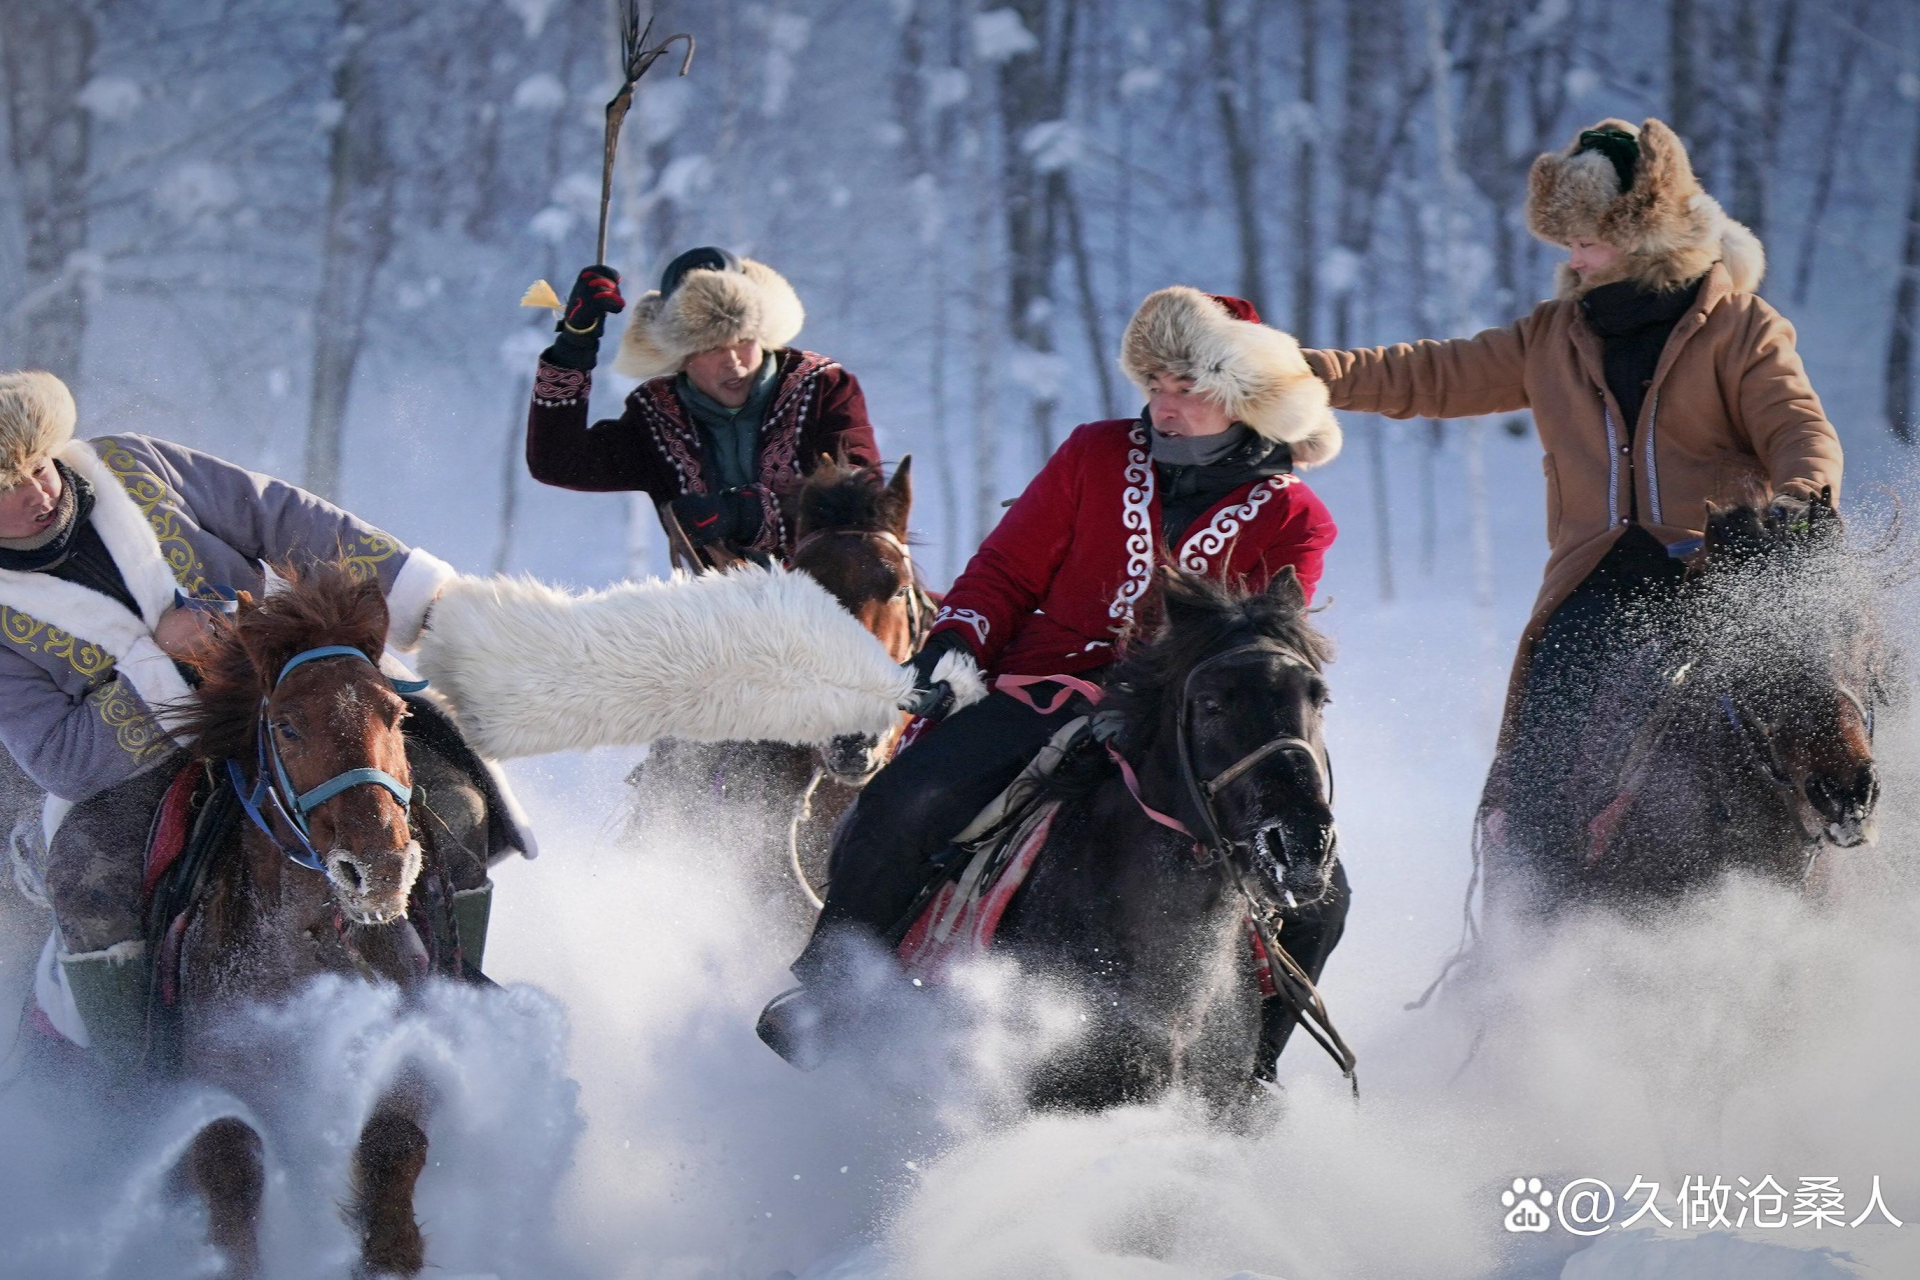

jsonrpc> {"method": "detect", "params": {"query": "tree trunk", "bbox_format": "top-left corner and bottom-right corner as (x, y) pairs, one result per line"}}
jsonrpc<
(994, 0), (1079, 459)
(1291, 0), (1319, 342)
(1205, 0), (1269, 316)
(0, 0), (94, 385)
(1059, 174), (1116, 419)
(1884, 88), (1920, 443)
(1790, 0), (1859, 304)
(304, 9), (397, 500)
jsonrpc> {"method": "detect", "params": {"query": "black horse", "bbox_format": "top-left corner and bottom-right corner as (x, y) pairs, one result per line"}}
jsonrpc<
(1490, 493), (1897, 915)
(990, 566), (1349, 1114)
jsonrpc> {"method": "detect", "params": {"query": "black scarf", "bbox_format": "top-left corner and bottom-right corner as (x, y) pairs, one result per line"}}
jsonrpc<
(1580, 275), (1704, 436)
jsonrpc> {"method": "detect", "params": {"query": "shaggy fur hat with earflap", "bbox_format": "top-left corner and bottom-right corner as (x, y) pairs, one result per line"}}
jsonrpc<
(614, 250), (807, 380)
(0, 371), (77, 487)
(1526, 116), (1765, 300)
(1119, 287), (1343, 468)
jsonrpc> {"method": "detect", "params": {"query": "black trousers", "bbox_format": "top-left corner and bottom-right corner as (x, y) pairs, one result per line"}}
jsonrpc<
(792, 687), (1088, 983)
(1499, 527), (1687, 882)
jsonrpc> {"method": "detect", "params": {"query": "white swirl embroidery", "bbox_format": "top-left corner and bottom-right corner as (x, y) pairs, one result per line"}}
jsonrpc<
(1178, 475), (1295, 572)
(1107, 423), (1156, 632)
(934, 606), (990, 646)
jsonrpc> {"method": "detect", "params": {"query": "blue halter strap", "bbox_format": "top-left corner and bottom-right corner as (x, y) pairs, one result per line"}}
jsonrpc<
(227, 644), (425, 871)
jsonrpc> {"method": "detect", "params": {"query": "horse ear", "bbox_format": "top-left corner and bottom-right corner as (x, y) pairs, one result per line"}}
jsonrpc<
(1263, 564), (1306, 611)
(881, 455), (913, 534)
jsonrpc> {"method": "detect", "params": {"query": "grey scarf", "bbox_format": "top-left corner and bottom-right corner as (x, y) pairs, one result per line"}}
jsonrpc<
(1148, 421), (1253, 467)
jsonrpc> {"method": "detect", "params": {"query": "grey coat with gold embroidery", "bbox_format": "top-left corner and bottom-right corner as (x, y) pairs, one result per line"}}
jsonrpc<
(0, 435), (453, 803)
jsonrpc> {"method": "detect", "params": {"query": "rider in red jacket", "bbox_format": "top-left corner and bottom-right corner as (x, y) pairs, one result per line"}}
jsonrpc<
(761, 288), (1344, 1066)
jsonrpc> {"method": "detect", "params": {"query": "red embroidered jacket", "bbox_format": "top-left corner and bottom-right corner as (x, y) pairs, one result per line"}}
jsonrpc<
(931, 419), (1337, 678)
(526, 347), (881, 556)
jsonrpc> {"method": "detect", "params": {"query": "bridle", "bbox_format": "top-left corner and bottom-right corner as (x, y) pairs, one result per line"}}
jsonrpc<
(227, 645), (425, 872)
(790, 526), (932, 653)
(1087, 639), (1356, 1090)
(1173, 642), (1334, 868)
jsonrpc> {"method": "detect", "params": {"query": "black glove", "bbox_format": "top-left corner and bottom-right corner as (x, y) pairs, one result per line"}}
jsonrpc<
(671, 488), (763, 547)
(907, 630), (968, 688)
(900, 630), (970, 717)
(546, 266), (625, 370)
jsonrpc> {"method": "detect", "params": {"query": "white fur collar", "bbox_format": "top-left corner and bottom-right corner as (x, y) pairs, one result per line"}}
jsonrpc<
(0, 439), (178, 658)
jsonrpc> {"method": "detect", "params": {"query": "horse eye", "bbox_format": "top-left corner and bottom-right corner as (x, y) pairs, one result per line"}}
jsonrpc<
(893, 583), (912, 600)
(1197, 695), (1225, 717)
(274, 719), (300, 742)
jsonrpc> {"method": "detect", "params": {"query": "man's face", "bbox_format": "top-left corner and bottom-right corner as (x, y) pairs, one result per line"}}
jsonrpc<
(1146, 374), (1234, 438)
(0, 458), (63, 540)
(684, 339), (766, 409)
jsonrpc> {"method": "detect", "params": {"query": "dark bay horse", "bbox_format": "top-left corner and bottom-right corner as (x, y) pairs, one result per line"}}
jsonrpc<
(990, 567), (1344, 1114)
(632, 458), (929, 909)
(154, 564), (490, 1278)
(1492, 493), (1897, 914)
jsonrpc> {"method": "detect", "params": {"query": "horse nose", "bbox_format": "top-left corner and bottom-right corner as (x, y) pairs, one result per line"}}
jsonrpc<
(1808, 764), (1878, 824)
(327, 850), (369, 895)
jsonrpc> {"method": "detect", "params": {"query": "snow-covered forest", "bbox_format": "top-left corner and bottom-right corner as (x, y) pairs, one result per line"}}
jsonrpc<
(9, 3), (1920, 1278)
(7, 0), (1920, 595)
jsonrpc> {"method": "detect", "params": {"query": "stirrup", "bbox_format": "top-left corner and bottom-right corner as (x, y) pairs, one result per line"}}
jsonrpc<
(756, 986), (830, 1072)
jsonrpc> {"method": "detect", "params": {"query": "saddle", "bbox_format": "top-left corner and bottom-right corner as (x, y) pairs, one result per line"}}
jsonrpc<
(895, 708), (1290, 1006)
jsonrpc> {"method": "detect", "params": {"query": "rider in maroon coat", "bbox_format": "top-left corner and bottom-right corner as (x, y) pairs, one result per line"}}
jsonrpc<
(761, 287), (1346, 1070)
(524, 248), (881, 559)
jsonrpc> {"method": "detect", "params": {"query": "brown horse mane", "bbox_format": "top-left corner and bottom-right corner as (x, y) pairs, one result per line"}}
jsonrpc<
(173, 561), (390, 763)
(795, 457), (909, 538)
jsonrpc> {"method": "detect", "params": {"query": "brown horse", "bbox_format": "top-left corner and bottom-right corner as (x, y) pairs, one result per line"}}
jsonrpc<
(632, 458), (929, 909)
(156, 563), (492, 1278)
(1490, 493), (1898, 914)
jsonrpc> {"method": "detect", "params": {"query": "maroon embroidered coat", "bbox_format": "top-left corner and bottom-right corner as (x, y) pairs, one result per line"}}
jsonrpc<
(526, 347), (881, 556)
(931, 419), (1337, 679)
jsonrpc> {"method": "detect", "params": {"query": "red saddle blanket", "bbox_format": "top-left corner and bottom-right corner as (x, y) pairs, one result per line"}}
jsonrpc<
(895, 798), (1281, 999)
(141, 764), (204, 904)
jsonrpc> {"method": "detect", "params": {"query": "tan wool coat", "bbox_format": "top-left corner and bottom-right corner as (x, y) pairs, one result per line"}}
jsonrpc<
(1303, 261), (1843, 756)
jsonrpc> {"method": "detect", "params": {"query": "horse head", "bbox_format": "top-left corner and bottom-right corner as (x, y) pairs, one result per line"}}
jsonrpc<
(185, 563), (420, 924)
(791, 455), (922, 782)
(1695, 492), (1891, 849)
(1118, 566), (1338, 907)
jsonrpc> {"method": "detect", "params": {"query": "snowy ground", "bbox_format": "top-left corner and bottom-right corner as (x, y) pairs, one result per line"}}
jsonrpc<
(2, 580), (1918, 1279)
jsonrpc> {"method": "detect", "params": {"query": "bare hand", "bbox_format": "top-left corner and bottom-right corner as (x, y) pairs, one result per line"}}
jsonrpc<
(153, 604), (219, 660)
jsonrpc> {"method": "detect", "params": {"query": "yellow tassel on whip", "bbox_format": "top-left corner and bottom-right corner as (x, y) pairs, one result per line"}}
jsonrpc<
(520, 279), (563, 311)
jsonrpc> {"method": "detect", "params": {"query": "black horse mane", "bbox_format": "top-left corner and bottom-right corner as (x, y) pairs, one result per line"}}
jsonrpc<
(1102, 568), (1332, 745)
(796, 459), (906, 536)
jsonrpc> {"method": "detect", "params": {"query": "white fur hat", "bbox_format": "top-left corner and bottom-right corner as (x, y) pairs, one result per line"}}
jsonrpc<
(1119, 288), (1342, 469)
(614, 253), (807, 380)
(0, 371), (76, 487)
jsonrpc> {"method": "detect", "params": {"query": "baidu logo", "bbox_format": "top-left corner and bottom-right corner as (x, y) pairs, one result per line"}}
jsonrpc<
(1501, 1177), (1554, 1232)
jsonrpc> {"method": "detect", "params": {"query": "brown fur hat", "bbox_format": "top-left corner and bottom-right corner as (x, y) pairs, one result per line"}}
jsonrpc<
(614, 256), (806, 380)
(1118, 288), (1342, 469)
(0, 371), (77, 487)
(1526, 117), (1765, 299)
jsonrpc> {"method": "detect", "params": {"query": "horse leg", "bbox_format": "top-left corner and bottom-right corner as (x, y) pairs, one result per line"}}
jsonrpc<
(1028, 1015), (1175, 1111)
(347, 1074), (433, 1278)
(178, 1116), (265, 1280)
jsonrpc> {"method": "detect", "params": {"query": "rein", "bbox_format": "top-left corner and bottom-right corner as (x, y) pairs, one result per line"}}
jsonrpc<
(993, 654), (1359, 1091)
(227, 645), (425, 872)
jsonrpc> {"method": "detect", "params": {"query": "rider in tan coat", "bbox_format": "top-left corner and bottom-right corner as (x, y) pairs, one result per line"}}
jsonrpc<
(1301, 117), (1843, 889)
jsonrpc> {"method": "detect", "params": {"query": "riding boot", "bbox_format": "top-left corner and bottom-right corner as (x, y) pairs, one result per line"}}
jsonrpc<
(56, 939), (152, 1073)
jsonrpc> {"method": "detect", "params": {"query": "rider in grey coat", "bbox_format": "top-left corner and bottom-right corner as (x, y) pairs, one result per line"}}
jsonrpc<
(0, 371), (521, 1060)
